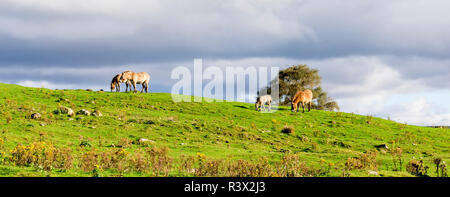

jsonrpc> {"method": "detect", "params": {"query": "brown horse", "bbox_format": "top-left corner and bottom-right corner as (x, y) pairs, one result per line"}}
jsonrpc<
(120, 71), (151, 93)
(291, 89), (313, 113)
(110, 73), (122, 92)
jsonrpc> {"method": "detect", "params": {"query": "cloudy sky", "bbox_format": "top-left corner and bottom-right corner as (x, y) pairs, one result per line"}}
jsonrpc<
(0, 0), (449, 126)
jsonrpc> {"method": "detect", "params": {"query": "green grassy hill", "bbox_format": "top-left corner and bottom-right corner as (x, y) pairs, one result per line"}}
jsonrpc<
(0, 83), (448, 177)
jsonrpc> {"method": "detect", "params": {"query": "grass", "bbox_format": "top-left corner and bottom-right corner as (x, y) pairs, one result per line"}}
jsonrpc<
(0, 83), (448, 177)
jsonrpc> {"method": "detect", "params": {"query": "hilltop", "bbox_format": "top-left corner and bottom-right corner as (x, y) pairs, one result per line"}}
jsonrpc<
(0, 83), (448, 177)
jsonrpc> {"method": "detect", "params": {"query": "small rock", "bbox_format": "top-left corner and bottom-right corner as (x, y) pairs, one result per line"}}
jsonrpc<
(91, 110), (103, 117)
(31, 113), (41, 119)
(374, 144), (389, 149)
(139, 138), (150, 142)
(300, 135), (309, 142)
(86, 89), (93, 92)
(77, 109), (91, 116)
(68, 118), (74, 121)
(58, 98), (70, 102)
(88, 126), (96, 129)
(39, 123), (45, 127)
(79, 141), (92, 147)
(59, 106), (74, 116)
(138, 138), (155, 144)
(368, 171), (379, 176)
(144, 120), (155, 124)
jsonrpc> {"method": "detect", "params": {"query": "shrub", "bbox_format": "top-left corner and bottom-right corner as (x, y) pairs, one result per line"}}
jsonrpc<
(80, 149), (100, 172)
(226, 158), (275, 177)
(390, 147), (403, 171)
(100, 148), (129, 173)
(146, 147), (172, 176)
(275, 154), (320, 177)
(195, 159), (224, 177)
(9, 142), (73, 171)
(116, 138), (132, 148)
(311, 142), (319, 152)
(0, 138), (5, 164)
(406, 160), (429, 177)
(3, 111), (13, 124)
(281, 126), (294, 135)
(345, 149), (378, 171)
(128, 150), (149, 173)
(433, 158), (448, 177)
(179, 155), (196, 175)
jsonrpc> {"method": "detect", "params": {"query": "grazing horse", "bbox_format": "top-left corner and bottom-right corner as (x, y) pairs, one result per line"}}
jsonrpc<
(120, 71), (151, 93)
(119, 71), (133, 92)
(255, 95), (272, 111)
(110, 73), (122, 92)
(291, 89), (313, 113)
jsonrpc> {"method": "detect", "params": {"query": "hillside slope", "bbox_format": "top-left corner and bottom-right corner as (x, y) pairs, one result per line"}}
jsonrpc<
(0, 83), (448, 177)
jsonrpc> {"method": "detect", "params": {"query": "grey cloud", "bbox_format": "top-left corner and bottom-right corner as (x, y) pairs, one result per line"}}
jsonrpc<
(1, 0), (449, 68)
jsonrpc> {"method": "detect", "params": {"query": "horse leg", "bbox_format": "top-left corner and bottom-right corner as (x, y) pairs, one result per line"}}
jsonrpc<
(133, 82), (137, 93)
(302, 102), (305, 113)
(146, 82), (149, 93)
(125, 81), (132, 92)
(296, 102), (300, 112)
(308, 102), (311, 112)
(141, 83), (145, 93)
(268, 101), (271, 112)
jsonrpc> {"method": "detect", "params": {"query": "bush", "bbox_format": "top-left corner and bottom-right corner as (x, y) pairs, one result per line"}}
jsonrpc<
(226, 158), (275, 177)
(146, 147), (172, 176)
(9, 142), (73, 171)
(433, 158), (448, 177)
(345, 149), (378, 171)
(406, 160), (429, 177)
(281, 126), (294, 135)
